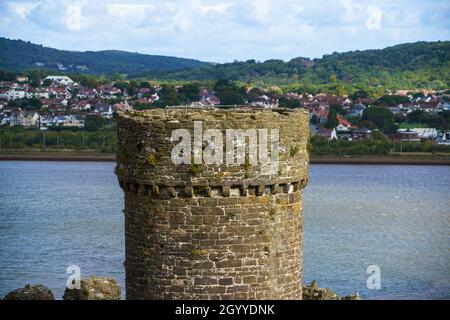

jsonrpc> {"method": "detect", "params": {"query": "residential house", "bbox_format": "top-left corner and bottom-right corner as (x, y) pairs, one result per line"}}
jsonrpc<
(52, 115), (68, 126)
(352, 127), (372, 140)
(312, 106), (329, 125)
(76, 88), (98, 99)
(9, 110), (39, 126)
(336, 123), (350, 132)
(348, 104), (366, 117)
(48, 87), (71, 99)
(64, 115), (85, 128)
(9, 111), (21, 126)
(309, 124), (320, 136)
(0, 114), (10, 125)
(94, 102), (113, 118)
(412, 128), (438, 142)
(98, 86), (121, 99)
(389, 105), (402, 114)
(393, 129), (420, 142)
(38, 115), (52, 127)
(113, 101), (132, 112)
(438, 131), (450, 145)
(1, 89), (26, 100)
(317, 127), (337, 140)
(250, 95), (278, 108)
(16, 76), (28, 83)
(20, 111), (40, 127)
(336, 115), (354, 130)
(71, 100), (92, 111)
(44, 76), (74, 85)
(32, 89), (50, 99)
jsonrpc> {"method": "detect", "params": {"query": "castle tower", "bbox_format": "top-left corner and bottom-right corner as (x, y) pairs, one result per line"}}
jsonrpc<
(116, 108), (309, 299)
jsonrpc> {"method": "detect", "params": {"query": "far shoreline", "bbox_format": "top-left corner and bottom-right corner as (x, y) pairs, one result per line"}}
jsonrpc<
(1, 151), (450, 165)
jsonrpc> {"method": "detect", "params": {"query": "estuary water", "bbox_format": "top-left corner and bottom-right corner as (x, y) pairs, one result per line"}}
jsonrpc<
(0, 161), (448, 299)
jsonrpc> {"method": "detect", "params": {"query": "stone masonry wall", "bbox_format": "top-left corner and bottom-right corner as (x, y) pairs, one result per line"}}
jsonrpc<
(116, 108), (310, 300)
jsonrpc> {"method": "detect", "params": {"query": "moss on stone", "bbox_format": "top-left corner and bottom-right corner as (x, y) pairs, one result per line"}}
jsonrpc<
(195, 185), (210, 196)
(269, 207), (276, 221)
(290, 145), (299, 157)
(147, 154), (158, 167)
(189, 163), (204, 176)
(191, 249), (205, 256)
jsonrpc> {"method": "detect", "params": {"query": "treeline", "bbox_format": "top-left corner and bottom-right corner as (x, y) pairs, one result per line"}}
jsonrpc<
(0, 37), (208, 74)
(2, 127), (450, 156)
(311, 134), (450, 156)
(1, 38), (449, 93)
(135, 41), (450, 91)
(0, 127), (117, 153)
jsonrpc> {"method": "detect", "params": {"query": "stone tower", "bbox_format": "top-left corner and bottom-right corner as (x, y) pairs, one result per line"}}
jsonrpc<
(116, 108), (309, 300)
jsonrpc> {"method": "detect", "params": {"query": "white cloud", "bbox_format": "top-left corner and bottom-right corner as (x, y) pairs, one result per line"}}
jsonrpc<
(0, 0), (448, 62)
(201, 3), (232, 14)
(106, 3), (154, 19)
(7, 1), (40, 19)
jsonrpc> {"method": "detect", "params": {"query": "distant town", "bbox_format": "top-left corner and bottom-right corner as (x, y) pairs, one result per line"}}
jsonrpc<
(0, 74), (449, 155)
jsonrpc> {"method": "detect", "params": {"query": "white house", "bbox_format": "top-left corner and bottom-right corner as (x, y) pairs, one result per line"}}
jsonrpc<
(0, 115), (10, 125)
(438, 131), (450, 145)
(44, 75), (74, 85)
(336, 123), (350, 132)
(64, 115), (85, 128)
(9, 110), (39, 126)
(412, 128), (438, 140)
(39, 115), (52, 127)
(1, 89), (26, 100)
(20, 112), (40, 127)
(52, 115), (68, 126)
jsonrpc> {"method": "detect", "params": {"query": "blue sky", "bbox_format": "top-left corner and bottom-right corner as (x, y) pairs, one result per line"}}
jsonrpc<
(0, 0), (449, 62)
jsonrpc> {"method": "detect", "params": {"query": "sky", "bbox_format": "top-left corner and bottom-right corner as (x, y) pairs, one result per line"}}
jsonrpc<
(0, 0), (449, 63)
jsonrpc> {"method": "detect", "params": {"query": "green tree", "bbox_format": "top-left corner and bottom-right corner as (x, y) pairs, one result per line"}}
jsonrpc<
(85, 115), (105, 131)
(329, 74), (337, 83)
(330, 104), (346, 116)
(214, 79), (244, 105)
(153, 84), (181, 107)
(278, 97), (300, 109)
(324, 109), (338, 129)
(376, 95), (409, 106)
(406, 110), (424, 124)
(350, 89), (369, 100)
(361, 107), (397, 134)
(217, 90), (243, 105)
(133, 102), (151, 110)
(335, 85), (347, 96)
(179, 82), (200, 103)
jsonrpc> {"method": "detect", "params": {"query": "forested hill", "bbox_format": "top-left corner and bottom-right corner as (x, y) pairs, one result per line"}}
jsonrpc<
(1, 38), (449, 90)
(137, 41), (450, 90)
(0, 37), (209, 74)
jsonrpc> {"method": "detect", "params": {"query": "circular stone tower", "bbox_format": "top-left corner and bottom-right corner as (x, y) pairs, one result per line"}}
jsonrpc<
(116, 108), (309, 300)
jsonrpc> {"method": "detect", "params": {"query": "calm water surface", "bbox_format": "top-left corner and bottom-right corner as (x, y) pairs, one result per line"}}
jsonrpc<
(0, 161), (448, 299)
